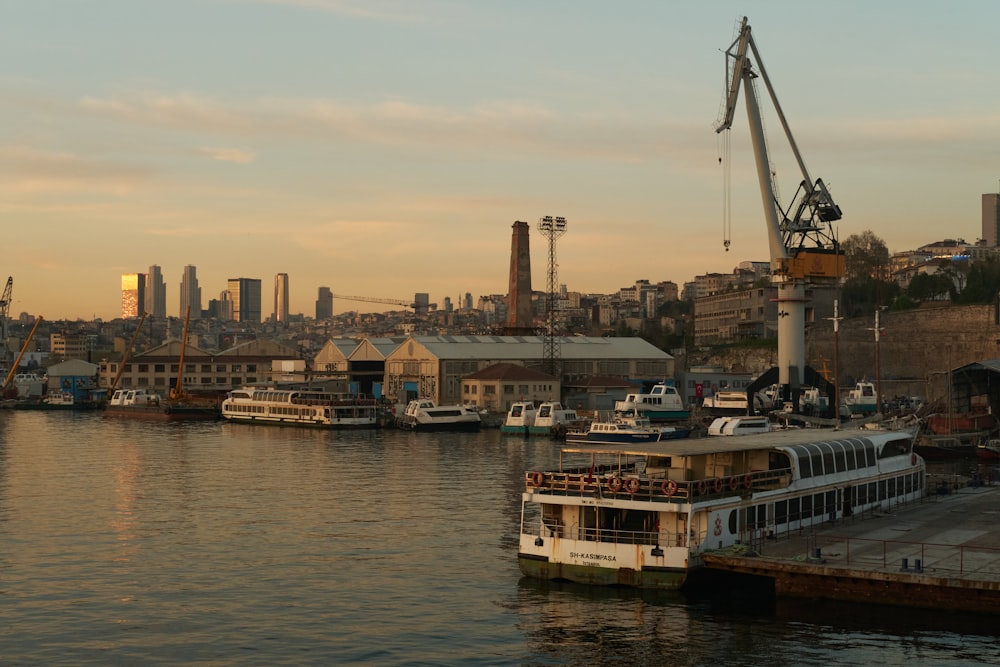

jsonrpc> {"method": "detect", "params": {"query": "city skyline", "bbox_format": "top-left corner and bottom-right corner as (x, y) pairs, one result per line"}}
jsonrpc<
(5, 2), (1000, 320)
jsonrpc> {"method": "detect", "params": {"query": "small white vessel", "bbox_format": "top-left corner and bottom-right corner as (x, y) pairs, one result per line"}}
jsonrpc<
(566, 411), (690, 445)
(400, 399), (481, 432)
(501, 401), (538, 435)
(532, 402), (581, 437)
(613, 382), (690, 421)
(707, 415), (772, 436)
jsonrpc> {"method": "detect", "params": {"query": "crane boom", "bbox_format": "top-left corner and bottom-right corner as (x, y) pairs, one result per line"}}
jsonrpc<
(332, 294), (415, 308)
(714, 17), (845, 411)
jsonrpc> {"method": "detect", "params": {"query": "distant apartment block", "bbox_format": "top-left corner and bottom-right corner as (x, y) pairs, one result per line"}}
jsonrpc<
(274, 273), (289, 322)
(227, 278), (262, 323)
(50, 332), (91, 361)
(121, 273), (146, 318)
(179, 265), (202, 319)
(316, 287), (333, 320)
(984, 192), (1000, 247)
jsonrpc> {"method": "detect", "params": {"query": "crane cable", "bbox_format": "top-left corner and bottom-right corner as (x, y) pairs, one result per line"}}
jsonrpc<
(719, 130), (731, 252)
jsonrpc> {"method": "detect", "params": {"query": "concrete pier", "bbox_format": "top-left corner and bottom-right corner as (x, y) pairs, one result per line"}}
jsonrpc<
(701, 484), (1000, 613)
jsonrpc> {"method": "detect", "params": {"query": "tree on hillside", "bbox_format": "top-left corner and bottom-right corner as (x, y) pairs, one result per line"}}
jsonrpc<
(957, 256), (1000, 304)
(841, 230), (890, 282)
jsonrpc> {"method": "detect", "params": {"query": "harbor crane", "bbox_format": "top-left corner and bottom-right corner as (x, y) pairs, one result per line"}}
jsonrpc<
(715, 17), (845, 413)
(333, 294), (416, 309)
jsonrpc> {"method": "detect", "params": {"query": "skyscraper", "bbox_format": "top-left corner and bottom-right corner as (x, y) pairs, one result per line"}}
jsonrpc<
(983, 192), (1000, 247)
(121, 273), (146, 319)
(274, 273), (289, 323)
(147, 265), (166, 318)
(179, 265), (202, 319)
(316, 286), (333, 320)
(227, 278), (262, 322)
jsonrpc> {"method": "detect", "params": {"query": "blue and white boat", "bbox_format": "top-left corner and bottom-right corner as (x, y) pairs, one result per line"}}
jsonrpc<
(565, 412), (689, 446)
(613, 382), (690, 422)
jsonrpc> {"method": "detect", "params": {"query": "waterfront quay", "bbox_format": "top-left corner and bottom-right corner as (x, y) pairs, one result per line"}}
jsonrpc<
(701, 480), (1000, 613)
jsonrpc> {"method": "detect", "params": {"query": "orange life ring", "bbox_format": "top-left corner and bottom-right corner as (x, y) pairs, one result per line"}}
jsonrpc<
(624, 477), (640, 494)
(531, 471), (546, 487)
(743, 473), (753, 489)
(661, 479), (678, 497)
(607, 476), (623, 493)
(713, 477), (724, 493)
(729, 476), (740, 491)
(697, 479), (708, 496)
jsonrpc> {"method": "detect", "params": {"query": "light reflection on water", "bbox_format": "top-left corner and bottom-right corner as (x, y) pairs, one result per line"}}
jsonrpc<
(0, 411), (995, 666)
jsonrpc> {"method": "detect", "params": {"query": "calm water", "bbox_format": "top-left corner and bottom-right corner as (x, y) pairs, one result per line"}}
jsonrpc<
(1, 411), (998, 666)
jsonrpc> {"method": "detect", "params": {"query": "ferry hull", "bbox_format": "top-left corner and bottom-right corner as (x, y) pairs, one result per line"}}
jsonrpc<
(518, 554), (689, 590)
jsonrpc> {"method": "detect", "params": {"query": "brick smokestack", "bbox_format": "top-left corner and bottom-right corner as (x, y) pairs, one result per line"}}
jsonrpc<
(505, 220), (533, 333)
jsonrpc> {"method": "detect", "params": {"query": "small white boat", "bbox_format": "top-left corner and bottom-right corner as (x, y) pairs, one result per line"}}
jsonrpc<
(501, 401), (538, 435)
(532, 402), (581, 437)
(565, 411), (690, 445)
(707, 415), (772, 436)
(400, 399), (481, 432)
(844, 382), (878, 416)
(614, 382), (690, 421)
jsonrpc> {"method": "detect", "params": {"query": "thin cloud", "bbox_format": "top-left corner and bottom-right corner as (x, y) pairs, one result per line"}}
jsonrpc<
(225, 0), (432, 23)
(198, 147), (256, 163)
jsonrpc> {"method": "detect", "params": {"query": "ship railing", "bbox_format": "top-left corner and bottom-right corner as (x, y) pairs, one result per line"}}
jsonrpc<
(526, 467), (793, 501)
(535, 519), (673, 547)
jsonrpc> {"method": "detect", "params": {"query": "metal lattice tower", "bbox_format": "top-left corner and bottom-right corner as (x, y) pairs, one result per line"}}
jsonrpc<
(537, 216), (567, 378)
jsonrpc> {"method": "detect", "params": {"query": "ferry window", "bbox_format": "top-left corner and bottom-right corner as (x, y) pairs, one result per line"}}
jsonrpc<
(217, 364), (226, 372)
(201, 365), (211, 373)
(247, 364), (256, 373)
(155, 364), (165, 373)
(246, 377), (256, 384)
(788, 497), (800, 522)
(138, 364), (148, 373)
(232, 365), (242, 373)
(798, 455), (811, 478)
(821, 445), (834, 476)
(504, 385), (514, 394)
(484, 386), (496, 395)
(775, 500), (788, 525)
(728, 510), (737, 535)
(844, 443), (858, 471)
(201, 377), (212, 384)
(801, 494), (812, 517)
(464, 386), (470, 395)
(170, 364), (178, 373)
(185, 364), (195, 373)
(834, 445), (847, 472)
(865, 445), (876, 467)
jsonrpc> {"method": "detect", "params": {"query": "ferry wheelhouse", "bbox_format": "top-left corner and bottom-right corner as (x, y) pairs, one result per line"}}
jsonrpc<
(518, 427), (924, 590)
(613, 383), (690, 422)
(222, 387), (379, 428)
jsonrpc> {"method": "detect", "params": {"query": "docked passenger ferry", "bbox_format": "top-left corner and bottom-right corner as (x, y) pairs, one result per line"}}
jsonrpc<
(613, 382), (690, 422)
(221, 387), (379, 428)
(518, 427), (924, 590)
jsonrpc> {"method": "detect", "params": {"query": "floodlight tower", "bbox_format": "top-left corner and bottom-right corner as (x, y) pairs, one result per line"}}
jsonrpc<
(538, 215), (567, 378)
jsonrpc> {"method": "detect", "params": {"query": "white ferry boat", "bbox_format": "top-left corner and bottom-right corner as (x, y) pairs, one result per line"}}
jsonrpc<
(613, 383), (690, 422)
(399, 399), (481, 432)
(532, 402), (581, 437)
(501, 401), (538, 435)
(222, 387), (379, 428)
(518, 427), (924, 590)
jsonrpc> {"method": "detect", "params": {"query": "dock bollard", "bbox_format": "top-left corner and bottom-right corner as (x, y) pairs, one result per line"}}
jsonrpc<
(900, 558), (909, 571)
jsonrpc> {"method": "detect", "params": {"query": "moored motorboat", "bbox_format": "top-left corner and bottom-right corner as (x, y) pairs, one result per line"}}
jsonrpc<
(399, 399), (481, 432)
(501, 401), (538, 435)
(532, 401), (583, 437)
(518, 426), (925, 590)
(707, 415), (772, 436)
(613, 382), (690, 422)
(222, 386), (380, 428)
(564, 411), (689, 446)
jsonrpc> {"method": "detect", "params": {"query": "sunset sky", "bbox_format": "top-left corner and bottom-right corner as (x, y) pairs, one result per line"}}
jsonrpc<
(4, 1), (999, 321)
